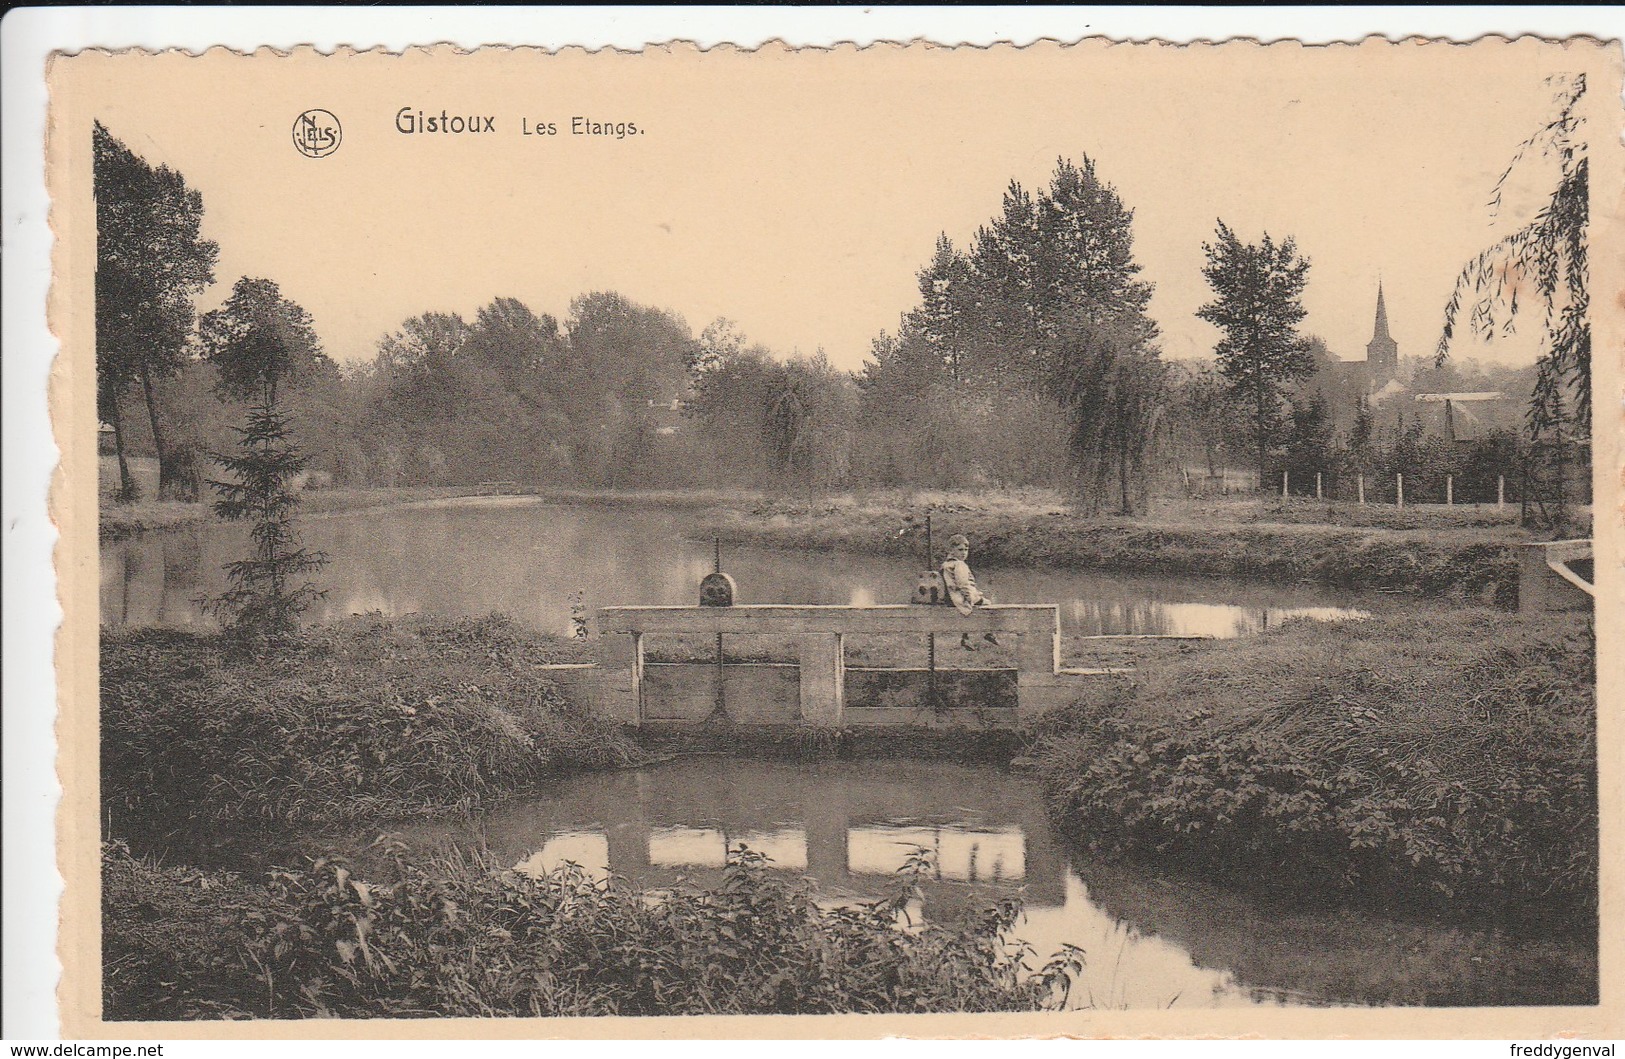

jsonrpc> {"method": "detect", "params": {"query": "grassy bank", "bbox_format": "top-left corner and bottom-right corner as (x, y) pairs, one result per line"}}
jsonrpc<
(104, 843), (1075, 1019)
(1032, 610), (1596, 923)
(99, 486), (469, 541)
(102, 614), (634, 843)
(699, 494), (1529, 605)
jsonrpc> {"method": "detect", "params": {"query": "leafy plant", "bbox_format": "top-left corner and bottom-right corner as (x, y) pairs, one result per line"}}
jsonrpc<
(1034, 611), (1596, 918)
(104, 842), (1082, 1019)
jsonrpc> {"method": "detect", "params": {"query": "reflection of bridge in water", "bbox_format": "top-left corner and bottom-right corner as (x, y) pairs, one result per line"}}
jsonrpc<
(366, 758), (1282, 1009)
(407, 760), (1068, 912)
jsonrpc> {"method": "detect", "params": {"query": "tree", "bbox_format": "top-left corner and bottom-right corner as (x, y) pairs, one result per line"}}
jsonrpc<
(1050, 316), (1168, 514)
(197, 277), (328, 645)
(685, 338), (779, 483)
(1281, 392), (1333, 494)
(907, 234), (979, 383)
(200, 278), (328, 405)
(564, 292), (699, 483)
(1196, 221), (1316, 490)
(1437, 74), (1589, 528)
(965, 158), (1155, 388)
(987, 158), (1161, 510)
(374, 311), (472, 419)
(93, 121), (218, 499)
(865, 155), (1166, 506)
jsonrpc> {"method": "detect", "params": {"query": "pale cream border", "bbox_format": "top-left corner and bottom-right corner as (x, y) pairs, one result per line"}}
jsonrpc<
(46, 37), (1625, 1040)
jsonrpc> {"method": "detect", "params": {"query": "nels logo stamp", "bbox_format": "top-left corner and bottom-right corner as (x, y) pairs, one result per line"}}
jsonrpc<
(292, 109), (341, 158)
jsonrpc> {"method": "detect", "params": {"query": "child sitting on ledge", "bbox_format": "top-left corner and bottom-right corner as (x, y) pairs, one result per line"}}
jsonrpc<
(942, 533), (999, 650)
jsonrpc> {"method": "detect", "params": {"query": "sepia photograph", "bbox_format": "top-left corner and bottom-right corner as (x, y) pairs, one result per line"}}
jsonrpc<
(22, 22), (1621, 1041)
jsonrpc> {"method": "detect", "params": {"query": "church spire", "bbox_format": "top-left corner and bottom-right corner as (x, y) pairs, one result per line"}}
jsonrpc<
(1372, 281), (1393, 343)
(1365, 280), (1398, 388)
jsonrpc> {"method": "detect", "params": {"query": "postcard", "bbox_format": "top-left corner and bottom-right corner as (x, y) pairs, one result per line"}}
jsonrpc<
(30, 26), (1625, 1041)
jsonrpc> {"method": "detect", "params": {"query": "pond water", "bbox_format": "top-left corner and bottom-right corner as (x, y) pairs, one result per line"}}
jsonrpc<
(101, 497), (1370, 638)
(316, 756), (1589, 1010)
(324, 757), (1287, 1009)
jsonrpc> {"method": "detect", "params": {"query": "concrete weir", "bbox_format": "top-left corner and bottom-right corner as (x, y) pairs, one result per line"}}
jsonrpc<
(1518, 539), (1595, 613)
(568, 604), (1101, 728)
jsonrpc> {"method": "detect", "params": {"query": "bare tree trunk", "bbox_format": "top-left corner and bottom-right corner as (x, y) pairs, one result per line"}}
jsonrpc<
(136, 358), (173, 499)
(1118, 426), (1132, 515)
(109, 393), (135, 501)
(1255, 366), (1268, 497)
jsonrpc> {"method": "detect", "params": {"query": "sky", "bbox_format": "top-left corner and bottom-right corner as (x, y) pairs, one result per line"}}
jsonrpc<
(62, 39), (1594, 372)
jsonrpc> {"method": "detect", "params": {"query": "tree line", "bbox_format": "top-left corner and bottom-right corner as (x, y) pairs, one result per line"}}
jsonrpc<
(98, 73), (1589, 523)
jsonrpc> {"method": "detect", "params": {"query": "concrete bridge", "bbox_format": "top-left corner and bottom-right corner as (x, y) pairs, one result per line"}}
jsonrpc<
(554, 603), (1106, 728)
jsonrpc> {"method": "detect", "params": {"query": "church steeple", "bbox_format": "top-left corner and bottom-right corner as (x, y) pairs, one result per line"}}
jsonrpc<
(1365, 281), (1398, 388)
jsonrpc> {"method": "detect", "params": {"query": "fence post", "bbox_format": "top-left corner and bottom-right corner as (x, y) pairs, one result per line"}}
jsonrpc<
(1446, 475), (1454, 506)
(1282, 470), (1289, 499)
(1498, 475), (1505, 509)
(1357, 474), (1365, 505)
(1397, 473), (1404, 508)
(1316, 472), (1323, 500)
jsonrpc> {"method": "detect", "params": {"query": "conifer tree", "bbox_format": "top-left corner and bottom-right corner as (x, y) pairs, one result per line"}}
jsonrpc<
(198, 277), (328, 644)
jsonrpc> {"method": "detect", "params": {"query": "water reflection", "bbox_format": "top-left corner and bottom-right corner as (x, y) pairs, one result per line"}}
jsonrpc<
(101, 499), (1370, 638)
(847, 826), (1024, 882)
(358, 758), (1284, 1010)
(323, 755), (1592, 1010)
(516, 830), (610, 881)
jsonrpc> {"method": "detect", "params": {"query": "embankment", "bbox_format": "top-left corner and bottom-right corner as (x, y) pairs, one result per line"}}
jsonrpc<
(699, 498), (1527, 604)
(99, 486), (469, 541)
(1031, 609), (1597, 924)
(101, 614), (635, 842)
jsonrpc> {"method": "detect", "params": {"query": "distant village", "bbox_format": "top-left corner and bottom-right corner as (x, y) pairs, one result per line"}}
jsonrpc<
(1305, 284), (1528, 445)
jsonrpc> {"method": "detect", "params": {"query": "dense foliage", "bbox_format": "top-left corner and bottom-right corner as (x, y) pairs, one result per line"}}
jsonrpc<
(104, 843), (1080, 1019)
(101, 615), (638, 833)
(1438, 73), (1590, 528)
(94, 121), (219, 500)
(1196, 221), (1316, 487)
(96, 122), (1559, 505)
(1034, 611), (1596, 918)
(863, 157), (1167, 510)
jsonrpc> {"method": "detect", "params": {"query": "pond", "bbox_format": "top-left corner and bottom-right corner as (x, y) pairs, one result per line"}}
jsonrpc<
(101, 497), (1371, 638)
(313, 756), (1587, 1010)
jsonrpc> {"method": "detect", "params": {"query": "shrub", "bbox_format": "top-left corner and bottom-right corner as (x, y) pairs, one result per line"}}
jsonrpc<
(101, 614), (639, 834)
(1033, 611), (1596, 918)
(103, 843), (1082, 1019)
